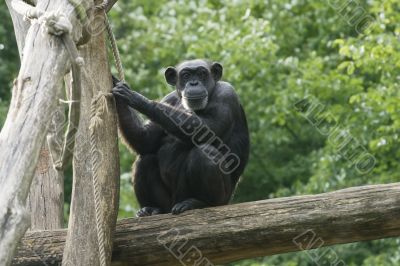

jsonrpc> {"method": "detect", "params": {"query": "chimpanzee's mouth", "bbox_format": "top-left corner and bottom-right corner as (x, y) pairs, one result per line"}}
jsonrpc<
(182, 96), (208, 111)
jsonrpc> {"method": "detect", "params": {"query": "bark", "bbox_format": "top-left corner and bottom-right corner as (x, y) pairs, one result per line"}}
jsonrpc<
(6, 2), (64, 232)
(5, 1), (30, 57)
(28, 141), (64, 230)
(61, 8), (120, 266)
(28, 96), (65, 231)
(0, 0), (88, 265)
(104, 0), (119, 12)
(13, 183), (400, 266)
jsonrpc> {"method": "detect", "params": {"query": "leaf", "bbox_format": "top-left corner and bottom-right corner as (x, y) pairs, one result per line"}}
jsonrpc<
(347, 62), (355, 75)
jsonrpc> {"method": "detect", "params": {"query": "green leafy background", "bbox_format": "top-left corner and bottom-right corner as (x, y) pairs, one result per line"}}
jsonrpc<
(1, 0), (399, 265)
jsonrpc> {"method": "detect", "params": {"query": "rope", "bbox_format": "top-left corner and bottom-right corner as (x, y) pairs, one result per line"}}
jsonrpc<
(95, 1), (109, 11)
(37, 11), (84, 171)
(67, 0), (89, 25)
(95, 2), (125, 81)
(89, 92), (113, 266)
(68, 0), (91, 46)
(104, 15), (125, 81)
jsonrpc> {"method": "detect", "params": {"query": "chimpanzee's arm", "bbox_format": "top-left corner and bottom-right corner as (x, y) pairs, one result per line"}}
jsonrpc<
(115, 97), (165, 155)
(113, 82), (236, 144)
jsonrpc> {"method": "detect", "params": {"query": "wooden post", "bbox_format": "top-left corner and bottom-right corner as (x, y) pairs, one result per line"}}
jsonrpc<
(61, 7), (120, 266)
(6, 0), (65, 232)
(0, 0), (88, 264)
(28, 97), (65, 231)
(28, 141), (64, 230)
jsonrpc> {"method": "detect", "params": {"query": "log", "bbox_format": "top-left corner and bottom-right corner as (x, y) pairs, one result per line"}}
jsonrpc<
(6, 0), (65, 232)
(28, 103), (65, 231)
(28, 142), (64, 230)
(61, 4), (120, 265)
(13, 183), (400, 266)
(0, 1), (88, 265)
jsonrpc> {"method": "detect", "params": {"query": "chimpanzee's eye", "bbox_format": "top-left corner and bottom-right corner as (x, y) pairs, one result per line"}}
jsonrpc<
(198, 69), (207, 79)
(181, 72), (191, 80)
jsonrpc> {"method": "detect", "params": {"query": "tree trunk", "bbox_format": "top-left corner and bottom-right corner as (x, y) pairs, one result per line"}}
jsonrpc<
(6, 2), (64, 232)
(61, 8), (120, 266)
(13, 183), (400, 266)
(0, 0), (88, 265)
(28, 141), (64, 230)
(28, 98), (65, 231)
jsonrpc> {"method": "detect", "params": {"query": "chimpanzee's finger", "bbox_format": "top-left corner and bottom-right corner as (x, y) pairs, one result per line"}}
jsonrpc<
(111, 75), (120, 87)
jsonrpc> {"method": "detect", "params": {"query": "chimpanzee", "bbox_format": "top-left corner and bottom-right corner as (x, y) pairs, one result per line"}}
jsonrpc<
(112, 59), (249, 216)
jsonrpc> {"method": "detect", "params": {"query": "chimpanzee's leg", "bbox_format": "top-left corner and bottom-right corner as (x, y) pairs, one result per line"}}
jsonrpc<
(172, 144), (233, 214)
(133, 154), (172, 217)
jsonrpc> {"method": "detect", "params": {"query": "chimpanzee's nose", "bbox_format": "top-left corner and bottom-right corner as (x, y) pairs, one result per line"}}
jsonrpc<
(189, 80), (199, 86)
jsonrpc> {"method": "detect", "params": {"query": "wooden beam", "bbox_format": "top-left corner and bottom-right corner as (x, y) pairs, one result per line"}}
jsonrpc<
(13, 183), (400, 266)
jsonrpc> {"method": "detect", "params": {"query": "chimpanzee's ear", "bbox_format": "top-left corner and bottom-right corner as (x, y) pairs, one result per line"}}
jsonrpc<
(211, 62), (223, 81)
(165, 67), (178, 86)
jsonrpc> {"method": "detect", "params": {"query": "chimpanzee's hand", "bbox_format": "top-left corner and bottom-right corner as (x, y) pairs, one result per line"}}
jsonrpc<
(111, 75), (120, 87)
(112, 81), (136, 106)
(112, 80), (149, 109)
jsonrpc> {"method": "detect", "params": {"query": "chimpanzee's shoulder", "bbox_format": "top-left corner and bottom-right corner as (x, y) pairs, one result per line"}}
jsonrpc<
(214, 81), (239, 103)
(160, 91), (180, 105)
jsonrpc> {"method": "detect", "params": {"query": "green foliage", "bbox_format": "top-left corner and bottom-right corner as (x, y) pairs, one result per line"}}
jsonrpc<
(1, 0), (399, 264)
(108, 0), (399, 264)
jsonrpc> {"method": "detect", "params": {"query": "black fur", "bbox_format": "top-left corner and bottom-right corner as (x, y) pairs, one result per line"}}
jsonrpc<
(112, 59), (250, 216)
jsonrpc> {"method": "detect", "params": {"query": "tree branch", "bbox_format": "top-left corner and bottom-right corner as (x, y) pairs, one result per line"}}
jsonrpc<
(101, 0), (119, 13)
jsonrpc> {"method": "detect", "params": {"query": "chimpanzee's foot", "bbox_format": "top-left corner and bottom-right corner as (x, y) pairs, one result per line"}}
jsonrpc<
(171, 198), (207, 215)
(136, 207), (162, 217)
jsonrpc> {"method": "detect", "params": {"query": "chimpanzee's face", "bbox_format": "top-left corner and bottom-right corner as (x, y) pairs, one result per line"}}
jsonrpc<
(165, 60), (223, 111)
(177, 65), (212, 110)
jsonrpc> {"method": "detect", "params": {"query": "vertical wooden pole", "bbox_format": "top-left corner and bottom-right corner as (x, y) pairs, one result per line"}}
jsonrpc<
(62, 9), (120, 266)
(28, 133), (64, 230)
(1, 1), (88, 265)
(28, 90), (65, 231)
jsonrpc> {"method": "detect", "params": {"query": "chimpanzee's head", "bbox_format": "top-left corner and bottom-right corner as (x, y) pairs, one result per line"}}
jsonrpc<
(165, 59), (223, 111)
